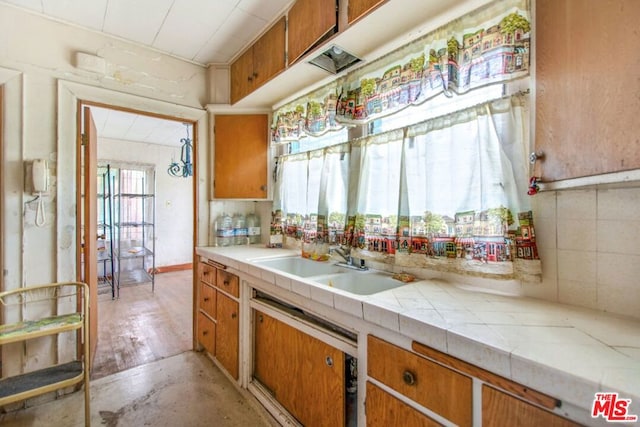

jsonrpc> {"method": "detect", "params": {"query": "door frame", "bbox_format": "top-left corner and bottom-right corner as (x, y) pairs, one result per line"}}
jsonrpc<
(59, 80), (208, 357)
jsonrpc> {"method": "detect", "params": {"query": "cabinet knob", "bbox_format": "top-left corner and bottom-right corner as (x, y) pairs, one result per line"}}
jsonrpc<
(223, 280), (229, 287)
(203, 297), (210, 302)
(403, 370), (416, 386)
(325, 356), (334, 367)
(202, 330), (209, 336)
(258, 314), (263, 323)
(231, 312), (237, 319)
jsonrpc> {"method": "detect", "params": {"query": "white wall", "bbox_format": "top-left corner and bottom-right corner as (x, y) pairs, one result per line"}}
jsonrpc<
(99, 138), (193, 267)
(0, 4), (207, 378)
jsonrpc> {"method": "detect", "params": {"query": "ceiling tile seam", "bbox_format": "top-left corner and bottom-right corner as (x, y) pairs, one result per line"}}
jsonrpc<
(151, 0), (177, 49)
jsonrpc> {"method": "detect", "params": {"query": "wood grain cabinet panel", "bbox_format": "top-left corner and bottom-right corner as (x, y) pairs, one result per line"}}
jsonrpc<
(216, 268), (240, 298)
(482, 385), (581, 427)
(197, 312), (216, 356)
(365, 382), (442, 427)
(254, 310), (346, 427)
(347, 0), (387, 24)
(288, 0), (337, 65)
(230, 48), (254, 105)
(213, 114), (268, 199)
(199, 262), (216, 286)
(199, 281), (216, 318)
(252, 16), (286, 88)
(367, 335), (472, 427)
(535, 0), (640, 181)
(216, 292), (239, 380)
(230, 17), (285, 103)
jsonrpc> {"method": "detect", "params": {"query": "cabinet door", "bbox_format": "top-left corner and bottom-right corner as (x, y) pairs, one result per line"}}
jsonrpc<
(216, 268), (239, 298)
(366, 382), (441, 427)
(213, 114), (268, 199)
(347, 0), (387, 25)
(199, 282), (216, 318)
(252, 16), (286, 88)
(288, 0), (337, 65)
(535, 0), (640, 181)
(216, 292), (239, 379)
(230, 47), (254, 104)
(197, 312), (216, 356)
(254, 310), (345, 427)
(482, 385), (581, 427)
(199, 262), (216, 287)
(368, 335), (472, 427)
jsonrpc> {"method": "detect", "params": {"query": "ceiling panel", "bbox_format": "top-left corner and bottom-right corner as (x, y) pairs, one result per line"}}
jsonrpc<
(42, 0), (107, 32)
(102, 0), (174, 46)
(90, 106), (190, 147)
(0, 0), (294, 65)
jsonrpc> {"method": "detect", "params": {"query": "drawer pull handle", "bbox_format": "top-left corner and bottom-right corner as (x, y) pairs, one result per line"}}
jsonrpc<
(403, 370), (416, 386)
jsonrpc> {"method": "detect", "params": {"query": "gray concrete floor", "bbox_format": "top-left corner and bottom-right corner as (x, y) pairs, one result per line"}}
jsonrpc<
(0, 351), (275, 427)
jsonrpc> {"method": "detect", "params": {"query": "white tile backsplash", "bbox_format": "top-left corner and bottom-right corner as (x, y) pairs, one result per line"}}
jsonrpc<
(598, 187), (640, 220)
(597, 219), (640, 255)
(557, 189), (597, 219)
(527, 186), (640, 320)
(557, 219), (596, 251)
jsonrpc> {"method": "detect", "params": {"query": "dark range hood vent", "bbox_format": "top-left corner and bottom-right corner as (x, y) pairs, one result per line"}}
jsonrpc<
(308, 45), (362, 74)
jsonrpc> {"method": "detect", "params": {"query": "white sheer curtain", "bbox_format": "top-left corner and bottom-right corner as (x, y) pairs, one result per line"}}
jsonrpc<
(404, 95), (530, 222)
(274, 94), (532, 261)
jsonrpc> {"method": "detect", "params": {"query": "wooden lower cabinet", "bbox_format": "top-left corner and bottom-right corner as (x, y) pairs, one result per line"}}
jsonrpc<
(197, 312), (216, 356)
(254, 310), (345, 427)
(215, 291), (239, 380)
(367, 335), (472, 426)
(483, 386), (581, 427)
(366, 382), (441, 427)
(197, 259), (239, 380)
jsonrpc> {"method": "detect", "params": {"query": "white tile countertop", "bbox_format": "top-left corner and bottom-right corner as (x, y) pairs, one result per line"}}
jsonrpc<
(196, 245), (640, 425)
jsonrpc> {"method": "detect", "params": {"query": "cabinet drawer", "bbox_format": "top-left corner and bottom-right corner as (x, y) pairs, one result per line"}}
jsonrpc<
(197, 312), (216, 356)
(200, 262), (216, 286)
(199, 282), (216, 318)
(366, 382), (442, 427)
(367, 335), (472, 427)
(483, 385), (581, 427)
(216, 269), (239, 298)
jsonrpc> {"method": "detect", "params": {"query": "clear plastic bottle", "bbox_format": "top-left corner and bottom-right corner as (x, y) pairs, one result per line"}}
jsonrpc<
(233, 213), (247, 245)
(246, 213), (261, 244)
(216, 212), (234, 247)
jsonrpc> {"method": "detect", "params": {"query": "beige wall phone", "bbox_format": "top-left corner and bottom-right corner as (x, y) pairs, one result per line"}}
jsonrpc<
(31, 159), (49, 227)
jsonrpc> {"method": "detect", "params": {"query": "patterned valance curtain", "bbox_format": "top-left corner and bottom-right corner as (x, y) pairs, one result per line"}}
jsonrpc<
(273, 93), (538, 266)
(272, 0), (530, 143)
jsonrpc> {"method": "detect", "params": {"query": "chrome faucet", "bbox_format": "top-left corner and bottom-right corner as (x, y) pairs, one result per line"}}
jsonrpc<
(331, 246), (368, 270)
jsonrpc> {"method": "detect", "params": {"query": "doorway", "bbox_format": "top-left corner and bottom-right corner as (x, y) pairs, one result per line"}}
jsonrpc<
(78, 103), (197, 379)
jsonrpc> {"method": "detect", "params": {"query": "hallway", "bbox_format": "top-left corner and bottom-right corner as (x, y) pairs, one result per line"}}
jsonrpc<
(92, 269), (193, 380)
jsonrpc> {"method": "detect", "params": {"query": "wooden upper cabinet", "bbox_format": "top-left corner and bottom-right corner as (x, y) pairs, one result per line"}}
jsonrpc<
(230, 48), (254, 105)
(535, 0), (640, 181)
(213, 114), (268, 199)
(253, 16), (286, 88)
(347, 0), (387, 25)
(230, 17), (286, 104)
(288, 0), (337, 66)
